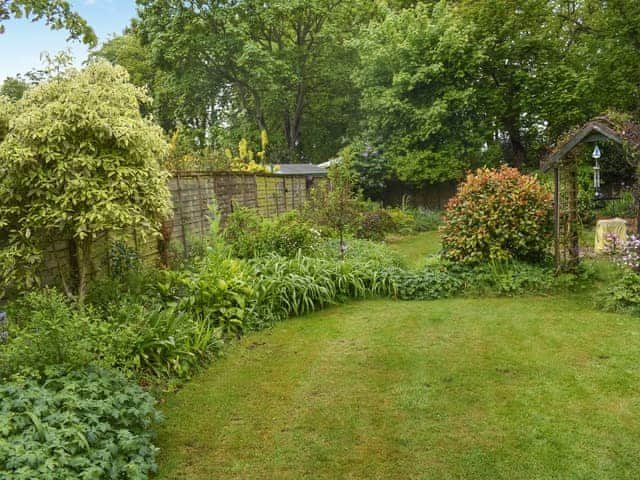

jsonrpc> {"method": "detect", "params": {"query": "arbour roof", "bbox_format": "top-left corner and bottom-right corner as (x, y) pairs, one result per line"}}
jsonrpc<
(541, 116), (640, 172)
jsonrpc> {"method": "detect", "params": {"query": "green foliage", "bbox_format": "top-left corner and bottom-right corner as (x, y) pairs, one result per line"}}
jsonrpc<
(107, 240), (141, 279)
(353, 2), (488, 183)
(224, 208), (320, 259)
(599, 191), (636, 219)
(315, 238), (406, 269)
(158, 253), (252, 338)
(386, 208), (417, 235)
(97, 301), (220, 379)
(354, 208), (395, 241)
(0, 290), (95, 377)
(0, 366), (160, 480)
(0, 94), (12, 143)
(408, 208), (441, 232)
(0, 76), (30, 101)
(599, 268), (640, 315)
(392, 267), (462, 301)
(137, 0), (375, 162)
(441, 166), (553, 265)
(0, 0), (96, 44)
(304, 158), (361, 246)
(249, 253), (397, 325)
(0, 61), (172, 301)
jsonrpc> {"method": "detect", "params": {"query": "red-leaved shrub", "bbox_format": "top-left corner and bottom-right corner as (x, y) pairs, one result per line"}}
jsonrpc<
(441, 166), (553, 264)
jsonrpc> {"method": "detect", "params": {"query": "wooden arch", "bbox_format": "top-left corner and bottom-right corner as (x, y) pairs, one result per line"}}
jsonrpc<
(541, 116), (640, 269)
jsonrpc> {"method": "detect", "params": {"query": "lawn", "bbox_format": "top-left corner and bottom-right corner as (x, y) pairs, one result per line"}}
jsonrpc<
(156, 295), (640, 479)
(387, 231), (441, 267)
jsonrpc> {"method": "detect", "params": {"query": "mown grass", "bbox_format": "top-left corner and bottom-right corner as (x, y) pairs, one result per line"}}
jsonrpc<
(155, 233), (638, 479)
(387, 231), (441, 267)
(156, 296), (640, 479)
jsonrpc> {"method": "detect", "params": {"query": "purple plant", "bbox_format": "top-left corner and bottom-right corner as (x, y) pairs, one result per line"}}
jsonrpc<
(604, 233), (640, 271)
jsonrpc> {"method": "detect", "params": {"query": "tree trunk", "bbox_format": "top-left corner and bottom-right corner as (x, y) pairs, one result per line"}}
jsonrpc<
(504, 114), (527, 168)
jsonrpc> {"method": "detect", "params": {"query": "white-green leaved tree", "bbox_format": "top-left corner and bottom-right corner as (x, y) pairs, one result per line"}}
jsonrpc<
(0, 61), (172, 302)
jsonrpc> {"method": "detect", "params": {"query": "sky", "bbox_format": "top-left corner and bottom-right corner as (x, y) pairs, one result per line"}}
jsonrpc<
(0, 0), (138, 82)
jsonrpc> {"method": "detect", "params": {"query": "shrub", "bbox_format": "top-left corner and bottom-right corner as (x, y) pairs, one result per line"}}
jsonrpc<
(355, 208), (395, 241)
(0, 290), (96, 377)
(158, 253), (253, 337)
(0, 62), (171, 302)
(96, 301), (221, 379)
(0, 366), (161, 480)
(460, 260), (558, 296)
(222, 206), (262, 258)
(599, 268), (640, 315)
(386, 207), (417, 235)
(599, 190), (636, 219)
(223, 208), (320, 258)
(441, 166), (553, 265)
(262, 211), (321, 256)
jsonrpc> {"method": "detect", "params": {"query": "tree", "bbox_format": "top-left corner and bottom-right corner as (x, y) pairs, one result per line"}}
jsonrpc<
(90, 30), (179, 133)
(136, 0), (376, 162)
(0, 0), (96, 44)
(353, 2), (491, 184)
(0, 76), (29, 101)
(0, 62), (171, 302)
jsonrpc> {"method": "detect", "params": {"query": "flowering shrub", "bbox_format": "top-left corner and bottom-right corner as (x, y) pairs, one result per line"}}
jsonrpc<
(441, 166), (553, 265)
(604, 233), (640, 270)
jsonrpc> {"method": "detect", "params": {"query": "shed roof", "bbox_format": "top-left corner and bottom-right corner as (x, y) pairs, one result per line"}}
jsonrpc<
(272, 163), (328, 176)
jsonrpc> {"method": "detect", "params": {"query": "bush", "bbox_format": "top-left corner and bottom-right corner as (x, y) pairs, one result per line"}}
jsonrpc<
(0, 366), (161, 480)
(599, 268), (640, 315)
(0, 290), (96, 377)
(599, 190), (636, 219)
(96, 301), (221, 379)
(223, 208), (320, 258)
(392, 267), (462, 300)
(386, 208), (417, 235)
(158, 252), (253, 337)
(441, 166), (553, 265)
(355, 208), (395, 241)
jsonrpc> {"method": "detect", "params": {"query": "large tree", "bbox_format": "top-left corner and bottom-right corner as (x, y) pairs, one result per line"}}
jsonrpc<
(136, 0), (375, 162)
(353, 2), (490, 184)
(0, 62), (171, 301)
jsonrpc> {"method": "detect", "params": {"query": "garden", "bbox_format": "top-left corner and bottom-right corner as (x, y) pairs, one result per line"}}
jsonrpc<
(2, 1), (640, 479)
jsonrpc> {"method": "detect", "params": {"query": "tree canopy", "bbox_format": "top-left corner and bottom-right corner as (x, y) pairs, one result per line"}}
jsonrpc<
(0, 61), (171, 300)
(0, 0), (96, 44)
(83, 0), (640, 185)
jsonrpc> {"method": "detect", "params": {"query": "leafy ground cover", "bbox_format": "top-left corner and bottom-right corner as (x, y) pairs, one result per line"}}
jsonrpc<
(155, 296), (640, 479)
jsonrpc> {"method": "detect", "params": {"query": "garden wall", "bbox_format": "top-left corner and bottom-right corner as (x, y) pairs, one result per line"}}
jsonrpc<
(39, 171), (323, 282)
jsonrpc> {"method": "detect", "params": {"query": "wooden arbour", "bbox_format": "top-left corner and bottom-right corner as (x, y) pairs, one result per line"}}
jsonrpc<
(541, 116), (640, 269)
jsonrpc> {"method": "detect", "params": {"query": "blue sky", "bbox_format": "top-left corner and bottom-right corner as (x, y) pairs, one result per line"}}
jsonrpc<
(0, 0), (138, 82)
